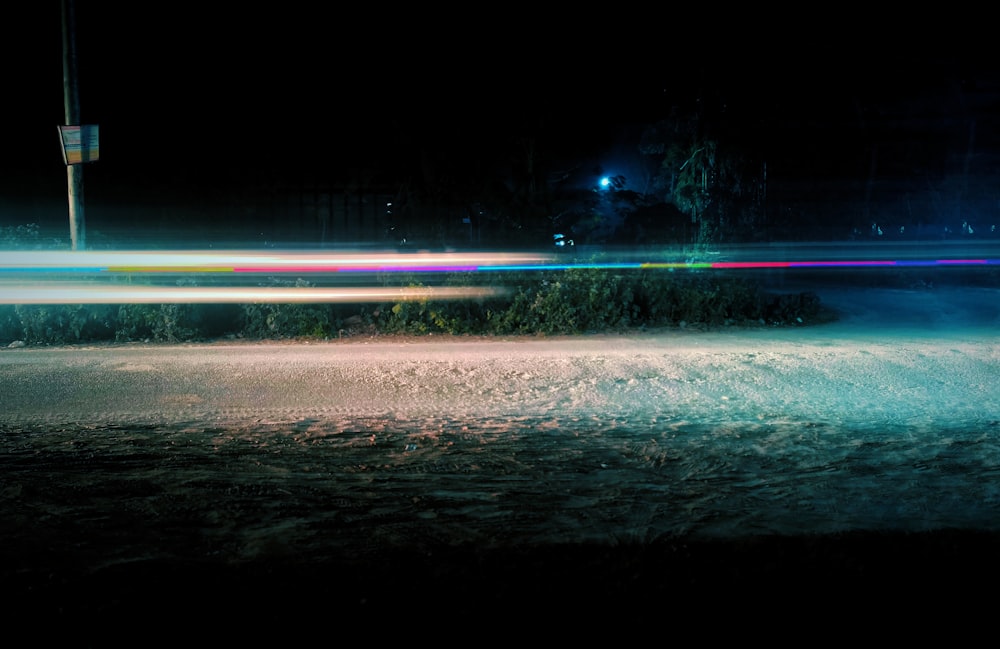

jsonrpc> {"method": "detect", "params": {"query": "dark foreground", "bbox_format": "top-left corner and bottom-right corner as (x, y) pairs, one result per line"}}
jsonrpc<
(3, 416), (999, 640)
(5, 531), (1000, 641)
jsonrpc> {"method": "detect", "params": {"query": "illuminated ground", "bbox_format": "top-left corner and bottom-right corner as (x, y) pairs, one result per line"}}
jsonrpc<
(1, 283), (999, 636)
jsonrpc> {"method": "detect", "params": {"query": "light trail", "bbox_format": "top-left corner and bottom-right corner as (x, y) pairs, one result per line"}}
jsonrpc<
(0, 284), (505, 305)
(707, 259), (997, 269)
(0, 251), (552, 275)
(0, 246), (996, 304)
(1, 249), (998, 275)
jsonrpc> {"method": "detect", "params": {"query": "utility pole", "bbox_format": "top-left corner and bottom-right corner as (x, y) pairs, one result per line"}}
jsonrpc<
(61, 0), (84, 250)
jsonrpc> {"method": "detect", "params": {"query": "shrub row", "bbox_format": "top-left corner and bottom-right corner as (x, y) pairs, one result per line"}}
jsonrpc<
(0, 268), (827, 346)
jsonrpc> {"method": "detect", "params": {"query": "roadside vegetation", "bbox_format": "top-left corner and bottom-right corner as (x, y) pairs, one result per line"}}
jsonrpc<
(0, 274), (828, 347)
(0, 225), (829, 347)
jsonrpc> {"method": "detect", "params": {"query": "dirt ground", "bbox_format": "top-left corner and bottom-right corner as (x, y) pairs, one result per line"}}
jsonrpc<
(3, 415), (999, 638)
(3, 317), (1000, 638)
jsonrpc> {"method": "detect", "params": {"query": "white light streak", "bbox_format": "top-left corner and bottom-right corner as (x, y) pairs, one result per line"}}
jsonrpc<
(0, 284), (506, 305)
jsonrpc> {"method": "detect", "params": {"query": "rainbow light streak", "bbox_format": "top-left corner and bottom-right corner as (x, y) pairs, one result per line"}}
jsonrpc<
(1, 250), (997, 304)
(1, 251), (998, 276)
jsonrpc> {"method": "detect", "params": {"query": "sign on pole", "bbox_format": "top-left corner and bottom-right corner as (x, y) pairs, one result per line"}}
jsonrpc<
(58, 124), (99, 165)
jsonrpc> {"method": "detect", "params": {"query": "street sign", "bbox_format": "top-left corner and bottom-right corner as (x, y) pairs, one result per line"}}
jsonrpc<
(58, 124), (99, 165)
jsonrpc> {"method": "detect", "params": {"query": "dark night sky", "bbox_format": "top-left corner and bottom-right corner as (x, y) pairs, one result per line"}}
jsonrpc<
(5, 3), (1000, 227)
(6, 3), (672, 184)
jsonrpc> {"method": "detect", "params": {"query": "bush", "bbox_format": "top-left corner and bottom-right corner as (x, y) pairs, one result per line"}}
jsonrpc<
(239, 278), (337, 339)
(0, 305), (22, 344)
(1, 265), (828, 345)
(115, 303), (203, 343)
(372, 272), (502, 335)
(490, 268), (767, 334)
(14, 304), (116, 345)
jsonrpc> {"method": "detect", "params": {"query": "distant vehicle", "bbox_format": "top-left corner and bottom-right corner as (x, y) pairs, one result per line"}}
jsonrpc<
(553, 233), (574, 251)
